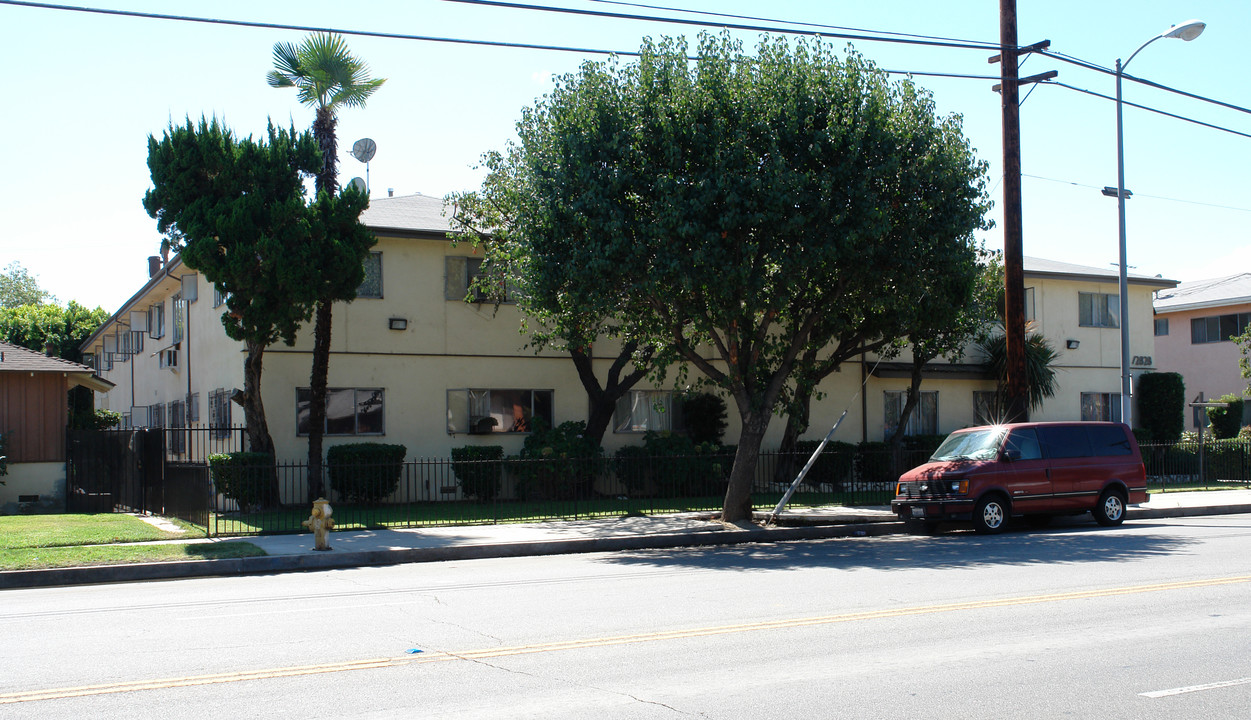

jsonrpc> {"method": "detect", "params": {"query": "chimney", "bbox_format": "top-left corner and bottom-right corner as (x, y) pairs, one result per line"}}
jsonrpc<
(45, 341), (55, 357)
(148, 255), (162, 278)
(387, 188), (394, 197)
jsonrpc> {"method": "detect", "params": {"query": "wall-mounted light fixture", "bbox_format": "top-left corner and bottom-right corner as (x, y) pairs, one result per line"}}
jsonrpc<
(1066, 339), (1080, 350)
(388, 317), (408, 331)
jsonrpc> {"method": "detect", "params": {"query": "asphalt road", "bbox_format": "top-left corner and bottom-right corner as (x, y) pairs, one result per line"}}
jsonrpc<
(3, 514), (1250, 719)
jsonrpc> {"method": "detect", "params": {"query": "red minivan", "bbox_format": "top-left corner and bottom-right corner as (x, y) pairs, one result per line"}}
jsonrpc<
(891, 421), (1148, 534)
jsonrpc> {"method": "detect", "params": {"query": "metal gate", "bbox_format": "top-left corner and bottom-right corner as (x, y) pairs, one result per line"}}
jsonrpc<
(66, 429), (165, 514)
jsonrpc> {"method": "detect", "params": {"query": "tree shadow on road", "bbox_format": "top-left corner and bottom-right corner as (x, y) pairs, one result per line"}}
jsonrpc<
(600, 520), (1204, 573)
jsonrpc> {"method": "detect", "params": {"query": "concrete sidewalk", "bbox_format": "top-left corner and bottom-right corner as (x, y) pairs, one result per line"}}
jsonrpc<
(4, 490), (1250, 590)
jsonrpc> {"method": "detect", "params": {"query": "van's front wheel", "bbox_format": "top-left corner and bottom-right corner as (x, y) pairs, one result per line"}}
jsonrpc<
(1093, 489), (1127, 526)
(973, 495), (1009, 534)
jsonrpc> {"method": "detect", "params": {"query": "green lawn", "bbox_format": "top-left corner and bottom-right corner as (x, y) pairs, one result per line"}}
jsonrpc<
(1, 542), (267, 571)
(0, 513), (265, 571)
(0, 513), (203, 550)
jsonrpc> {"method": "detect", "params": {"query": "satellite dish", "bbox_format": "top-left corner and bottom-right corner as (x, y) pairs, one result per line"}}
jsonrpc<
(351, 138), (377, 163)
(348, 177), (367, 194)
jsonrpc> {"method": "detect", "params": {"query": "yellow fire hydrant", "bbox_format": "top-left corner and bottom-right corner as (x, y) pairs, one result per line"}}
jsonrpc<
(302, 498), (334, 551)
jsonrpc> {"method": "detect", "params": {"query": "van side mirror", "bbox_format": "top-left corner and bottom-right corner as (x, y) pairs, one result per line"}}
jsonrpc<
(1002, 448), (1021, 462)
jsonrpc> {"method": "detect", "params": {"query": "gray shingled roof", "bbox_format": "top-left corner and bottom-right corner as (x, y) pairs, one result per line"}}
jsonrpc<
(1023, 256), (1176, 288)
(360, 192), (453, 235)
(1154, 273), (1251, 312)
(0, 341), (95, 374)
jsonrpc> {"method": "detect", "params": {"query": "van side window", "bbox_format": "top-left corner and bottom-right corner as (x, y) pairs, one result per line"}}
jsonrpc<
(1089, 425), (1133, 456)
(1037, 425), (1094, 459)
(1004, 429), (1042, 460)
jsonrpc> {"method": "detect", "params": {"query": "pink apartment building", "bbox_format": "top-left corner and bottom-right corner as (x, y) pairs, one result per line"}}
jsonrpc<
(1153, 273), (1251, 430)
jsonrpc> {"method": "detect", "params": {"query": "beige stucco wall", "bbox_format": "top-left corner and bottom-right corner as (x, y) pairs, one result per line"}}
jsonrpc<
(85, 237), (1168, 460)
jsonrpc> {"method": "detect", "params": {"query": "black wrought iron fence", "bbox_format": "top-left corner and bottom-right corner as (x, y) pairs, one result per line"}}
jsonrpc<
(1141, 439), (1251, 489)
(204, 449), (899, 537)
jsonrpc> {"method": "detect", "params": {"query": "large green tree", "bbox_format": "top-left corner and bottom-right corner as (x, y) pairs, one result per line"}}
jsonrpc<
(268, 32), (385, 494)
(144, 117), (372, 462)
(1, 262), (55, 308)
(1, 300), (109, 427)
(449, 150), (660, 447)
(477, 33), (990, 522)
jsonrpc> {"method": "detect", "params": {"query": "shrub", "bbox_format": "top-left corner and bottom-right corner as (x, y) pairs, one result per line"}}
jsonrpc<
(790, 440), (855, 488)
(208, 452), (273, 513)
(682, 392), (728, 444)
(451, 445), (505, 501)
(1206, 395), (1246, 439)
(327, 443), (407, 504)
(69, 408), (122, 431)
(617, 432), (727, 497)
(855, 442), (895, 483)
(1137, 372), (1185, 444)
(513, 420), (602, 500)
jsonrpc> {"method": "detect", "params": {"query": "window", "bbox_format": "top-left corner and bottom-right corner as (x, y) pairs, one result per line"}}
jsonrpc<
(213, 285), (228, 308)
(615, 390), (683, 433)
(1154, 318), (1169, 336)
(1003, 428), (1042, 460)
(171, 293), (186, 344)
(1078, 292), (1119, 328)
(296, 388), (384, 436)
(149, 301), (165, 339)
(973, 391), (1002, 426)
(884, 390), (938, 437)
(1080, 392), (1122, 422)
(169, 400), (186, 454)
(209, 388), (232, 439)
(445, 256), (509, 304)
(1024, 286), (1036, 322)
(357, 252), (383, 298)
(188, 393), (200, 424)
(1190, 312), (1251, 344)
(446, 389), (553, 434)
(150, 403), (166, 429)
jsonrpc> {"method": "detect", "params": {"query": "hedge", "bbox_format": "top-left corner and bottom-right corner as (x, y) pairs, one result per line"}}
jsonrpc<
(327, 443), (407, 504)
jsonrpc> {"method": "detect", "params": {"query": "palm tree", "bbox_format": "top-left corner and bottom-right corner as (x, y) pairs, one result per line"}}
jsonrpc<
(268, 33), (385, 195)
(269, 33), (385, 498)
(979, 330), (1059, 418)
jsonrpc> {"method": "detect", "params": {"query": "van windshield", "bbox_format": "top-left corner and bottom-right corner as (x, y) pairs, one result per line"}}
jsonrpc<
(929, 428), (1006, 462)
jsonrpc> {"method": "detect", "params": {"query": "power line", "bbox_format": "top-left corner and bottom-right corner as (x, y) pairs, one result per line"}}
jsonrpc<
(1040, 49), (1251, 118)
(586, 0), (1001, 49)
(1047, 82), (1251, 140)
(0, 1), (1236, 136)
(445, 0), (1013, 52)
(1022, 173), (1251, 214)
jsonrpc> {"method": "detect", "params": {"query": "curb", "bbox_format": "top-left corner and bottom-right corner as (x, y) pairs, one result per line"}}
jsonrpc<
(0, 521), (906, 590)
(4, 503), (1249, 590)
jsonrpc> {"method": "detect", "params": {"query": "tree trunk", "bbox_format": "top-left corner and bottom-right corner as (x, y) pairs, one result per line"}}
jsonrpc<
(569, 344), (652, 448)
(242, 340), (281, 507)
(722, 415), (769, 523)
(313, 107), (338, 197)
(887, 360), (926, 478)
(306, 300), (332, 500)
(242, 340), (274, 456)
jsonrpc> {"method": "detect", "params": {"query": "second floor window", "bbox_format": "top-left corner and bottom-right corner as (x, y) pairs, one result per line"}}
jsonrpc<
(357, 252), (383, 298)
(1190, 312), (1250, 344)
(1078, 292), (1119, 328)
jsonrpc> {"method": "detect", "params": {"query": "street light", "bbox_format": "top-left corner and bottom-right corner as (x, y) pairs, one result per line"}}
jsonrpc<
(1113, 19), (1204, 426)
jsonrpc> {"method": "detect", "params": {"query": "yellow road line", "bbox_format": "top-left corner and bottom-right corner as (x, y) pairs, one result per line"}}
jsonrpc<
(6, 574), (1250, 704)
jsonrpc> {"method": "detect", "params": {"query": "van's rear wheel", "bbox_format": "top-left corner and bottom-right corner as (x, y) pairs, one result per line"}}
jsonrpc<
(973, 495), (1009, 534)
(1093, 489), (1127, 526)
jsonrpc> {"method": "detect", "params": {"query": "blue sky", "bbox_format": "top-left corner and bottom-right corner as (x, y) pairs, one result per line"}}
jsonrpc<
(2, 0), (1248, 311)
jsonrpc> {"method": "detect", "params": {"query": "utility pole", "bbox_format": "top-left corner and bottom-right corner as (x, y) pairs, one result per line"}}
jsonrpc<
(994, 0), (1055, 422)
